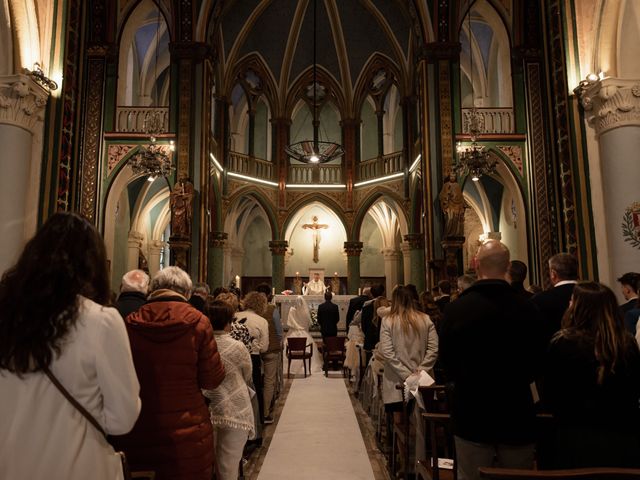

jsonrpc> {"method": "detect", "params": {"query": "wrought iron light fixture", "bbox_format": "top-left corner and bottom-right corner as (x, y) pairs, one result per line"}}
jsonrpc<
(129, 9), (174, 181)
(24, 63), (58, 90)
(284, 0), (344, 164)
(453, 10), (497, 182)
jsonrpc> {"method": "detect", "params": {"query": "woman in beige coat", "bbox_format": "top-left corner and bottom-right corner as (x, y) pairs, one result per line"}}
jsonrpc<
(379, 285), (439, 414)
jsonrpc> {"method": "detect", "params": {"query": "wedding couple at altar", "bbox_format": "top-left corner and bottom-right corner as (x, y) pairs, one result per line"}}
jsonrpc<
(286, 296), (324, 373)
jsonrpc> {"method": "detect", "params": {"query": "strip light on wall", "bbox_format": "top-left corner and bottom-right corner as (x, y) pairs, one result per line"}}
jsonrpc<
(410, 154), (421, 172)
(227, 171), (279, 187)
(286, 184), (347, 189)
(353, 172), (404, 188)
(209, 153), (223, 172)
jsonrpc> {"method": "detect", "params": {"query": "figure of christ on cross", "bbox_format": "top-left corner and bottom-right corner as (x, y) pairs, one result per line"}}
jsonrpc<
(302, 216), (329, 263)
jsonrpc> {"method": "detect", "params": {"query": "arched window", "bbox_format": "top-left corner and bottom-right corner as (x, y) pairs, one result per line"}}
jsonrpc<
(360, 96), (377, 161)
(290, 100), (342, 164)
(117, 0), (170, 107)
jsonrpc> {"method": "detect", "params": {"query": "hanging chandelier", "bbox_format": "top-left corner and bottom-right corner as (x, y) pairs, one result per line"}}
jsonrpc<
(453, 10), (497, 182)
(129, 9), (175, 181)
(284, 0), (344, 164)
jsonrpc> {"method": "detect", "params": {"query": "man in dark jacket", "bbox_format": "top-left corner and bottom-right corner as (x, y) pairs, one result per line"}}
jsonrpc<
(507, 260), (533, 299)
(531, 253), (578, 343)
(617, 272), (640, 315)
(440, 240), (545, 480)
(317, 291), (340, 339)
(361, 283), (385, 363)
(115, 269), (149, 319)
(346, 287), (371, 328)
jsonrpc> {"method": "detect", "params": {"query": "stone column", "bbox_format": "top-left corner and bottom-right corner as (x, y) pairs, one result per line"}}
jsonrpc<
(127, 231), (144, 271)
(0, 75), (48, 273)
(230, 247), (245, 279)
(404, 233), (426, 292)
(207, 231), (227, 290)
(269, 240), (288, 293)
(400, 242), (412, 284)
(344, 241), (363, 294)
(381, 247), (400, 296)
(223, 242), (233, 286)
(579, 78), (640, 286)
(271, 117), (290, 209)
(148, 240), (165, 278)
(341, 119), (359, 210)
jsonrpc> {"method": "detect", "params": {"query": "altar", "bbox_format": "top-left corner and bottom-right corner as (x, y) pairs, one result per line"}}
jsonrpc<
(274, 294), (356, 332)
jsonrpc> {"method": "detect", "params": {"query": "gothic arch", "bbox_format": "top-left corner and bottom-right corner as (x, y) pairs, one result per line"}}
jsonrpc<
(285, 66), (347, 120)
(281, 194), (348, 241)
(223, 188), (279, 240)
(353, 190), (408, 241)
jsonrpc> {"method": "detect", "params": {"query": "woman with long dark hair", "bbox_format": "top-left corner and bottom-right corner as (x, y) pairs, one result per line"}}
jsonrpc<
(0, 212), (140, 479)
(544, 281), (640, 468)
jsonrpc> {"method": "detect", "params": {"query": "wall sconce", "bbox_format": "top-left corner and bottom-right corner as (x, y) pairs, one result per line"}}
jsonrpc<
(24, 63), (58, 90)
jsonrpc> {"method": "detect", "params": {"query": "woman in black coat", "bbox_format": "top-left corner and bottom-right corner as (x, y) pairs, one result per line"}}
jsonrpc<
(543, 282), (640, 469)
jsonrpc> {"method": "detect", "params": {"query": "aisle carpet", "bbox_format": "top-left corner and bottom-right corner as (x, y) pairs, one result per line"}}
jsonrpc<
(257, 373), (376, 480)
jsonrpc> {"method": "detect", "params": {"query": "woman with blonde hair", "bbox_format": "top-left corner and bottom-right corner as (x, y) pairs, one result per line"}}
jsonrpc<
(379, 285), (438, 413)
(543, 281), (640, 468)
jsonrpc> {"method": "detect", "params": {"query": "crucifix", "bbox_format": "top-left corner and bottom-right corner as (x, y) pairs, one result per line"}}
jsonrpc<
(302, 216), (329, 263)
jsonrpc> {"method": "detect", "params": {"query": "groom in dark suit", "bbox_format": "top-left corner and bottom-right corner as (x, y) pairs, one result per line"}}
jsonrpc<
(532, 253), (578, 343)
(317, 291), (340, 339)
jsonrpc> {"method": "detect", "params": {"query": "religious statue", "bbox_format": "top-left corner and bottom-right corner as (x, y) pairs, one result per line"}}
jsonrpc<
(303, 272), (326, 295)
(302, 216), (328, 263)
(170, 179), (194, 239)
(439, 172), (465, 238)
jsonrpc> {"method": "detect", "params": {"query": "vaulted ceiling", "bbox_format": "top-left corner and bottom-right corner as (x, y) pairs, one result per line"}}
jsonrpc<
(208, 0), (421, 116)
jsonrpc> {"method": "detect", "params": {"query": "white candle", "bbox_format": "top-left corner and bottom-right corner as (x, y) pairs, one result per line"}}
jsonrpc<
(235, 275), (240, 290)
(358, 288), (362, 295)
(272, 287), (275, 296)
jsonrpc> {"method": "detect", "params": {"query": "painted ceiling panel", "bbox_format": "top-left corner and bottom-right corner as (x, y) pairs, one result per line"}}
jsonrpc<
(238, 1), (298, 81)
(336, 1), (397, 84)
(290, 2), (341, 85)
(221, 0), (261, 58)
(370, 0), (410, 57)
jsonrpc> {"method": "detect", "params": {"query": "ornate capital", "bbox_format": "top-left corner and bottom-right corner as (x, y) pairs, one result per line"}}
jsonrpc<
(381, 247), (400, 260)
(149, 239), (165, 253)
(344, 241), (363, 257)
(128, 230), (144, 248)
(578, 78), (640, 136)
(209, 231), (228, 248)
(269, 240), (288, 255)
(403, 233), (424, 250)
(0, 74), (49, 133)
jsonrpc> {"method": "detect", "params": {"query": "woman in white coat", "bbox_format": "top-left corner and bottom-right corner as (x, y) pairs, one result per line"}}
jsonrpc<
(0, 212), (141, 480)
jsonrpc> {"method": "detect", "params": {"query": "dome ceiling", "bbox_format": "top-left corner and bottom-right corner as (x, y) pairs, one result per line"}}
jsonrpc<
(212, 0), (415, 108)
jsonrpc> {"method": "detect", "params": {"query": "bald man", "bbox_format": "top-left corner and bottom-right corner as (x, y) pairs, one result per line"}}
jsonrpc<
(439, 240), (544, 480)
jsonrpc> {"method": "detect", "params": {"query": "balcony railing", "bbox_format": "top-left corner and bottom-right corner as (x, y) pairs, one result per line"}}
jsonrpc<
(288, 164), (343, 185)
(359, 151), (404, 182)
(115, 106), (169, 133)
(462, 107), (514, 134)
(228, 152), (274, 180)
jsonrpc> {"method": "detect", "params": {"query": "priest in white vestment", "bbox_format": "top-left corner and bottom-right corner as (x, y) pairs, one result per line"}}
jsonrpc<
(304, 272), (326, 296)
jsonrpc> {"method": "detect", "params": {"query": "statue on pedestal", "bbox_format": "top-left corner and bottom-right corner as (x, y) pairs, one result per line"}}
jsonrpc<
(439, 172), (465, 238)
(170, 179), (194, 239)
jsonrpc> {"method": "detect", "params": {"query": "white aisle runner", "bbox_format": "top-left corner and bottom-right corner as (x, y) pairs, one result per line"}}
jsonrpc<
(257, 374), (375, 480)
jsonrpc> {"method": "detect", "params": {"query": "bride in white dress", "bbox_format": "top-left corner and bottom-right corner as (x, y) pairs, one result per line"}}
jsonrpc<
(286, 296), (323, 373)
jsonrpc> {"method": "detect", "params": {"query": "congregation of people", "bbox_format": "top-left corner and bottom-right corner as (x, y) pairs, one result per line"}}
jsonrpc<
(2, 212), (640, 480)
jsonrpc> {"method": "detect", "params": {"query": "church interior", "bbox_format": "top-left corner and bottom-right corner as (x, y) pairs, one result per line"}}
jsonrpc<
(2, 0), (640, 479)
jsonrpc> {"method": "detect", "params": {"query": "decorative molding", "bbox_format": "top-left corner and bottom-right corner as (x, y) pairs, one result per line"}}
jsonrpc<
(344, 241), (364, 257)
(268, 240), (288, 255)
(579, 79), (640, 136)
(209, 231), (228, 248)
(497, 145), (523, 176)
(79, 58), (106, 222)
(107, 145), (135, 173)
(0, 75), (48, 133)
(438, 60), (454, 174)
(403, 233), (424, 250)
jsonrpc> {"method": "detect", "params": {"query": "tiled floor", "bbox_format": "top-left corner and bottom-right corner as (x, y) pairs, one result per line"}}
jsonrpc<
(243, 371), (390, 480)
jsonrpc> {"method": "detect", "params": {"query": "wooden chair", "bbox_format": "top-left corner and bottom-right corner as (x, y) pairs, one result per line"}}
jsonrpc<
(322, 336), (347, 377)
(285, 337), (313, 378)
(478, 467), (640, 479)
